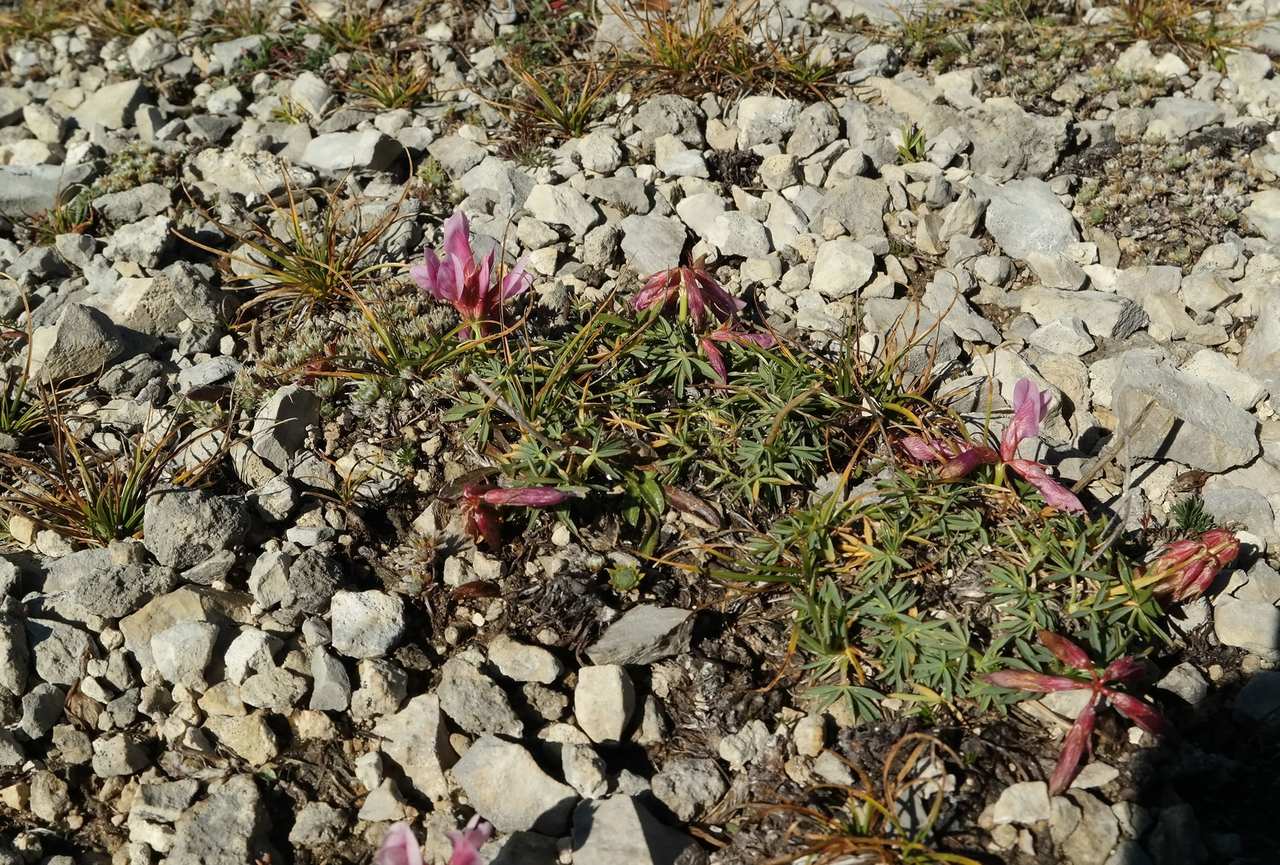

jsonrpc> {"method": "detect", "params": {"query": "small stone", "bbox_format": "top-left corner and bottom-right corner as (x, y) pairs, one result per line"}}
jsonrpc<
(574, 664), (636, 743)
(452, 735), (578, 834)
(330, 590), (406, 659)
(143, 489), (250, 570)
(586, 605), (695, 665)
(301, 131), (400, 172)
(487, 634), (564, 684)
(1156, 662), (1210, 706)
(793, 713), (826, 757)
(436, 655), (523, 737)
(651, 757), (727, 821)
(374, 693), (456, 801)
(91, 734), (149, 777)
(288, 802), (348, 847)
(203, 712), (280, 766)
(572, 795), (697, 865)
(74, 79), (149, 130)
(151, 622), (219, 689)
(992, 781), (1051, 826)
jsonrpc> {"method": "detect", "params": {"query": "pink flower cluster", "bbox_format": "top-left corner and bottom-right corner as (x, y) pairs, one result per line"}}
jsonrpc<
(985, 631), (1165, 794)
(632, 257), (775, 383)
(461, 482), (571, 549)
(377, 815), (492, 865)
(902, 379), (1084, 513)
(411, 210), (532, 339)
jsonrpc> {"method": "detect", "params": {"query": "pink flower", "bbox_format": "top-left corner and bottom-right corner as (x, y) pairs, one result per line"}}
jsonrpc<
(376, 816), (494, 865)
(1137, 528), (1240, 602)
(633, 257), (745, 328)
(375, 823), (423, 865)
(899, 379), (1084, 513)
(411, 209), (532, 339)
(985, 630), (1165, 794)
(698, 320), (776, 383)
(446, 815), (494, 865)
(461, 482), (571, 548)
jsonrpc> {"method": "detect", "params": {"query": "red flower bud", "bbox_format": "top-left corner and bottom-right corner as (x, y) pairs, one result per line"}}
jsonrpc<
(1147, 529), (1240, 602)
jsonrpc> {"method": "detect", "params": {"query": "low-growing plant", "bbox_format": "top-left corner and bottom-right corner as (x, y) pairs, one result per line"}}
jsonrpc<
(79, 0), (189, 38)
(765, 733), (981, 864)
(206, 0), (277, 38)
(301, 0), (381, 49)
(1110, 0), (1256, 68)
(28, 185), (95, 246)
(896, 123), (928, 163)
(345, 54), (432, 110)
(499, 58), (614, 140)
(0, 409), (223, 547)
(177, 180), (410, 323)
(0, 0), (75, 58)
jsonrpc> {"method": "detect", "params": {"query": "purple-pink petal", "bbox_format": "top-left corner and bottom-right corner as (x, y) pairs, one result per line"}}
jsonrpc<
(1101, 657), (1149, 687)
(479, 486), (571, 508)
(501, 257), (533, 300)
(1107, 691), (1166, 736)
(376, 823), (425, 865)
(1037, 630), (1093, 671)
(1007, 460), (1085, 513)
(901, 436), (946, 462)
(1001, 378), (1050, 461)
(443, 210), (474, 273)
(701, 336), (728, 383)
(447, 816), (493, 865)
(984, 670), (1086, 693)
(1049, 701), (1096, 795)
(938, 446), (998, 480)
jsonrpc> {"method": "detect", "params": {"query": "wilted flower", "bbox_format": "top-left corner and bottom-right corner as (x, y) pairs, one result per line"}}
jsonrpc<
(410, 209), (532, 339)
(1136, 528), (1240, 602)
(900, 379), (1084, 513)
(985, 630), (1165, 795)
(698, 320), (777, 383)
(377, 816), (493, 865)
(461, 482), (571, 549)
(633, 257), (745, 328)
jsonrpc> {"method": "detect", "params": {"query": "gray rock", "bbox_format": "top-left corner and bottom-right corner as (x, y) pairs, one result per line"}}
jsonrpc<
(351, 658), (408, 719)
(240, 666), (308, 711)
(574, 664), (635, 743)
(301, 130), (400, 172)
(0, 730), (22, 770)
(211, 35), (266, 73)
(91, 734), (149, 776)
(0, 86), (29, 124)
(633, 95), (703, 148)
(1028, 318), (1095, 356)
(1240, 285), (1280, 395)
(17, 683), (65, 740)
(60, 562), (178, 621)
(151, 622), (219, 689)
(970, 176), (1079, 261)
(437, 654), (523, 736)
(330, 590), (406, 659)
(709, 212), (771, 258)
(74, 79), (149, 130)
(1114, 359), (1259, 472)
(1156, 662), (1210, 707)
(1145, 98), (1224, 141)
(104, 214), (172, 267)
(787, 102), (840, 158)
(93, 183), (171, 224)
(652, 757), (727, 821)
(224, 628), (282, 684)
(0, 163), (95, 218)
(132, 778), (199, 823)
(812, 178), (889, 241)
(190, 148), (316, 199)
(428, 134), (487, 177)
(168, 775), (271, 865)
(620, 214), (686, 274)
(0, 616), (28, 698)
(1144, 803), (1207, 865)
(288, 802), (348, 847)
(654, 134), (708, 177)
(22, 103), (67, 144)
(1234, 670), (1280, 723)
(247, 385), (321, 472)
(1244, 189), (1280, 243)
(992, 781), (1051, 825)
(453, 735), (578, 834)
(28, 303), (126, 383)
(309, 648), (351, 711)
(736, 95), (800, 149)
(144, 489), (250, 570)
(586, 605), (695, 665)
(179, 357), (243, 400)
(487, 634), (564, 684)
(1214, 597), (1280, 656)
(1021, 288), (1146, 340)
(1061, 790), (1120, 865)
(127, 28), (178, 72)
(26, 618), (94, 686)
(374, 693), (456, 800)
(459, 156), (535, 223)
(572, 795), (698, 865)
(1201, 482), (1275, 544)
(283, 547), (342, 614)
(526, 183), (602, 238)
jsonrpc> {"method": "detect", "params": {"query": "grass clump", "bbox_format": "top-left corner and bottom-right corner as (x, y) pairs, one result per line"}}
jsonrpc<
(500, 58), (614, 140)
(79, 0), (189, 38)
(1109, 0), (1256, 67)
(344, 53), (433, 110)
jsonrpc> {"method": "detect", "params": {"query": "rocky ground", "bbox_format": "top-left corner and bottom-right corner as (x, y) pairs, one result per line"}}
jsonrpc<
(2, 0), (1280, 863)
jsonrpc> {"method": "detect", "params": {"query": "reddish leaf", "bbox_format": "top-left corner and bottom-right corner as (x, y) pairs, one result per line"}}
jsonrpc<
(1101, 657), (1149, 687)
(1038, 630), (1093, 671)
(984, 670), (1085, 693)
(1108, 691), (1167, 736)
(1049, 701), (1096, 795)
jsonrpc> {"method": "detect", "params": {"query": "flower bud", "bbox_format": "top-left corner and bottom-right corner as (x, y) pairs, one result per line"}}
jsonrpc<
(1148, 528), (1240, 602)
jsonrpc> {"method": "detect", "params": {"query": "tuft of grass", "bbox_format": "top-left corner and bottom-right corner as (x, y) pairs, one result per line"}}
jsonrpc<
(896, 123), (928, 164)
(27, 185), (96, 247)
(176, 180), (410, 323)
(0, 0), (75, 58)
(270, 96), (310, 124)
(206, 0), (277, 39)
(79, 0), (189, 38)
(1111, 0), (1256, 67)
(501, 58), (614, 140)
(301, 0), (382, 49)
(764, 734), (981, 865)
(0, 325), (47, 440)
(344, 54), (433, 110)
(0, 407), (222, 547)
(607, 0), (846, 99)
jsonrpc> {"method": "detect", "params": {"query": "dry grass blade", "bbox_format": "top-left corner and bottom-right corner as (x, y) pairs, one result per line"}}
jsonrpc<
(300, 0), (382, 49)
(0, 401), (226, 547)
(762, 734), (981, 865)
(344, 53), (433, 110)
(1111, 0), (1258, 65)
(501, 58), (614, 140)
(174, 176), (411, 324)
(79, 0), (189, 38)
